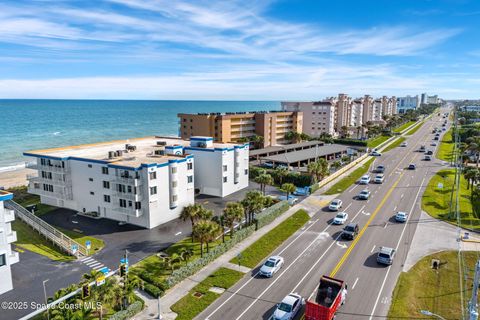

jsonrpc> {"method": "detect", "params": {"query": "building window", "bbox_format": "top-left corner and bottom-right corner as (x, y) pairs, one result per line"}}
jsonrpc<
(103, 181), (110, 189)
(172, 181), (178, 188)
(187, 162), (193, 170)
(150, 186), (157, 195)
(223, 165), (227, 172)
(245, 169), (248, 175)
(89, 178), (93, 182)
(187, 175), (193, 183)
(90, 191), (95, 195)
(102, 167), (109, 175)
(223, 176), (228, 183)
(183, 118), (186, 122)
(0, 254), (5, 267)
(171, 167), (177, 174)
(172, 195), (178, 202)
(127, 185), (132, 193)
(104, 195), (111, 203)
(135, 202), (141, 210)
(88, 164), (92, 168)
(128, 200), (133, 207)
(149, 172), (157, 180)
(120, 199), (127, 207)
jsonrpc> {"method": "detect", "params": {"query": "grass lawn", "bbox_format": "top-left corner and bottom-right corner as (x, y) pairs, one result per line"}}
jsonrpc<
(58, 227), (104, 254)
(324, 158), (375, 195)
(436, 128), (454, 162)
(393, 121), (416, 133)
(382, 137), (406, 153)
(405, 121), (424, 135)
(388, 251), (477, 319)
(230, 209), (310, 268)
(12, 219), (76, 262)
(171, 267), (244, 320)
(7, 186), (55, 216)
(422, 169), (479, 231)
(367, 135), (390, 148)
(132, 236), (224, 279)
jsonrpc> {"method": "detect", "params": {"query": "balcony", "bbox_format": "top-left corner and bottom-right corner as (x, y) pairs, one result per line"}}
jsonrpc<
(112, 191), (143, 202)
(3, 209), (15, 223)
(110, 175), (142, 187)
(26, 162), (69, 173)
(8, 251), (19, 265)
(28, 183), (73, 200)
(6, 231), (17, 244)
(27, 174), (72, 187)
(114, 206), (143, 218)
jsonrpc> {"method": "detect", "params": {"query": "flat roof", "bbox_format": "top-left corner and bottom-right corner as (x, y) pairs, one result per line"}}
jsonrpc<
(259, 144), (348, 164)
(24, 136), (240, 168)
(249, 141), (325, 156)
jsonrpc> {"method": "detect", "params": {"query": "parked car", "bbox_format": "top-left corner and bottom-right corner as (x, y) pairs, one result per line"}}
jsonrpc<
(431, 142), (437, 146)
(424, 155), (432, 161)
(262, 162), (274, 168)
(293, 187), (310, 196)
(408, 164), (416, 170)
(377, 247), (396, 265)
(395, 211), (408, 222)
(342, 223), (359, 240)
(333, 212), (348, 225)
(359, 174), (371, 184)
(400, 142), (408, 147)
(370, 151), (382, 156)
(374, 174), (385, 184)
(260, 256), (284, 277)
(272, 293), (304, 320)
(375, 165), (385, 173)
(358, 189), (370, 200)
(278, 195), (298, 205)
(328, 199), (343, 211)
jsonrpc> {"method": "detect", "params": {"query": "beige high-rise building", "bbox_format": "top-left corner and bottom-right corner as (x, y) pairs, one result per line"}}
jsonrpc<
(282, 101), (335, 137)
(335, 93), (352, 131)
(362, 95), (374, 124)
(178, 111), (303, 147)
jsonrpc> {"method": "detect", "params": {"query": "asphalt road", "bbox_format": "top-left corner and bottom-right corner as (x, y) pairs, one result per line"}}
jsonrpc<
(196, 110), (451, 320)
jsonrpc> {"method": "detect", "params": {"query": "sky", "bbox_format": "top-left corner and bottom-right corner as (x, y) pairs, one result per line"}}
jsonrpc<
(0, 0), (479, 100)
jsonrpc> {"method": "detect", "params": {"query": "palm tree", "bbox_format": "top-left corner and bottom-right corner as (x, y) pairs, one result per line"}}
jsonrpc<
(254, 173), (273, 195)
(241, 190), (265, 225)
(193, 220), (221, 257)
(307, 158), (329, 183)
(223, 202), (244, 237)
(466, 137), (480, 167)
(197, 206), (213, 220)
(340, 126), (349, 138)
(280, 183), (296, 199)
(180, 248), (194, 264)
(330, 161), (341, 172)
(300, 133), (311, 141)
(273, 166), (288, 185)
(180, 203), (202, 229)
(464, 167), (477, 189)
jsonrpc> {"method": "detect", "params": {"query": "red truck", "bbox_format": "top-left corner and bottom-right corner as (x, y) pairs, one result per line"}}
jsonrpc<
(305, 276), (347, 320)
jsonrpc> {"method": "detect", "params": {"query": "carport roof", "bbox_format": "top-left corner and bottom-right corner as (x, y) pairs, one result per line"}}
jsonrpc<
(249, 140), (324, 156)
(260, 144), (348, 164)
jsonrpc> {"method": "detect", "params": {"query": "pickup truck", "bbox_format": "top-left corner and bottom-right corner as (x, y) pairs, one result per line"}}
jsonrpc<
(305, 276), (347, 320)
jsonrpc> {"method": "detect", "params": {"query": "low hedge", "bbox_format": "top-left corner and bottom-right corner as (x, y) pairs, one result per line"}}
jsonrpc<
(108, 301), (143, 320)
(137, 270), (168, 291)
(143, 283), (163, 298)
(309, 183), (320, 193)
(165, 201), (289, 288)
(333, 138), (368, 146)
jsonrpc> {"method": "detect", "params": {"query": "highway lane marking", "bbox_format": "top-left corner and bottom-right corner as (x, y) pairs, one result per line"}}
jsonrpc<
(329, 173), (404, 278)
(204, 216), (321, 319)
(383, 222), (388, 229)
(393, 205), (397, 211)
(336, 242), (347, 249)
(368, 176), (426, 320)
(343, 203), (352, 211)
(400, 194), (404, 198)
(233, 218), (343, 320)
(370, 245), (376, 253)
(352, 277), (359, 290)
(175, 231), (182, 236)
(292, 206), (366, 295)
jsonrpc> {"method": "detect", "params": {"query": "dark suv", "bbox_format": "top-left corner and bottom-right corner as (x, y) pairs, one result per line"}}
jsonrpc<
(342, 223), (359, 240)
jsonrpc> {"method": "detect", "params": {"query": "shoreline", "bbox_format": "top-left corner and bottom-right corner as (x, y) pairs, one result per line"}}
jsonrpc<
(0, 168), (32, 189)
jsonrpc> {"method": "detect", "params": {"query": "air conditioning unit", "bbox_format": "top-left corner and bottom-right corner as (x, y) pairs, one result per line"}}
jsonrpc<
(198, 142), (207, 148)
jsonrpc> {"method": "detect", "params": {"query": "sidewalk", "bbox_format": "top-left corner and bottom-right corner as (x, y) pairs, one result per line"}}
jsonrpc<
(134, 190), (336, 320)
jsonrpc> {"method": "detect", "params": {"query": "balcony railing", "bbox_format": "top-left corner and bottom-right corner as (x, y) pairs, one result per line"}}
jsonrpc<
(113, 206), (143, 218)
(112, 191), (143, 202)
(28, 184), (73, 201)
(8, 251), (19, 264)
(6, 231), (17, 244)
(3, 209), (15, 223)
(26, 162), (69, 173)
(110, 175), (142, 186)
(27, 174), (72, 187)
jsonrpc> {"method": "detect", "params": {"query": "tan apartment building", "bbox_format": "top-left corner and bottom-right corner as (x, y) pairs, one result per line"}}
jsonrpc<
(178, 111), (302, 147)
(282, 101), (335, 137)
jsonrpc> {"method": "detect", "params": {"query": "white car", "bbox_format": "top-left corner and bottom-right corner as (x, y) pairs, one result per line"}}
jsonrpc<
(259, 256), (284, 277)
(395, 211), (408, 222)
(400, 142), (408, 147)
(333, 212), (348, 225)
(374, 174), (384, 184)
(328, 199), (343, 211)
(272, 293), (304, 320)
(359, 175), (370, 185)
(370, 151), (382, 156)
(358, 189), (370, 200)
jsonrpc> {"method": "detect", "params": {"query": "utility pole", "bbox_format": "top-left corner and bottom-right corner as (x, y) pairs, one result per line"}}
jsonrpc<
(468, 260), (480, 320)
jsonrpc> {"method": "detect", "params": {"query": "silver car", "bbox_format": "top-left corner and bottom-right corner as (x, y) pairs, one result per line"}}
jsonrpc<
(272, 293), (304, 320)
(259, 256), (284, 277)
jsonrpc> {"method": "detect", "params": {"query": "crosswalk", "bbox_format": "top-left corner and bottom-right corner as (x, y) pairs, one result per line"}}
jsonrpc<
(80, 256), (106, 271)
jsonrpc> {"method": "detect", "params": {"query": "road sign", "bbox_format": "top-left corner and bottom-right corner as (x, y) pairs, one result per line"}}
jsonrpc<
(120, 258), (129, 265)
(100, 267), (109, 275)
(71, 244), (78, 254)
(85, 240), (91, 250)
(96, 275), (105, 286)
(438, 182), (444, 189)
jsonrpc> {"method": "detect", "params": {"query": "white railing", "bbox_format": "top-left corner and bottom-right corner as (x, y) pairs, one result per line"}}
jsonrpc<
(26, 162), (69, 173)
(114, 206), (143, 217)
(5, 200), (87, 257)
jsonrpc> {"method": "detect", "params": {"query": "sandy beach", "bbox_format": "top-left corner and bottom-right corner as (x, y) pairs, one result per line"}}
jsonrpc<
(0, 168), (33, 189)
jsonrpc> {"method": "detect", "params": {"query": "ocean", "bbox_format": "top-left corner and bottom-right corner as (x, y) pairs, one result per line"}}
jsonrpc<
(0, 100), (279, 172)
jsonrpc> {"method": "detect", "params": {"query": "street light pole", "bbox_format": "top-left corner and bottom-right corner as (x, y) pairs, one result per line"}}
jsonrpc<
(43, 279), (50, 320)
(420, 310), (447, 320)
(157, 296), (162, 319)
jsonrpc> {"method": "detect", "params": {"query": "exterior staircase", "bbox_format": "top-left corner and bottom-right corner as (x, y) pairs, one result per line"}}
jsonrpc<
(6, 200), (88, 258)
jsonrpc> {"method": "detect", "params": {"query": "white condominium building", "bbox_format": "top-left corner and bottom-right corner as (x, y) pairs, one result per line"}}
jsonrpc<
(0, 190), (19, 295)
(397, 95), (420, 112)
(24, 136), (249, 229)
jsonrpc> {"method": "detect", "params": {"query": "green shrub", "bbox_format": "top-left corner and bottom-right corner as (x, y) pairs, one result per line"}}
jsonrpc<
(310, 183), (319, 193)
(332, 138), (368, 146)
(136, 271), (168, 291)
(108, 301), (143, 320)
(143, 283), (163, 298)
